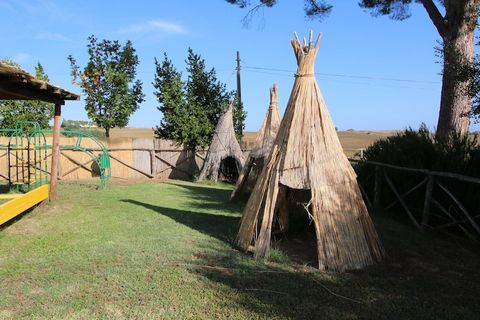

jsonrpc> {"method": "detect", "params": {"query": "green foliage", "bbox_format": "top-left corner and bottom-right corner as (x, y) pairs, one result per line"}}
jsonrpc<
(153, 53), (186, 143)
(359, 0), (415, 20)
(226, 0), (332, 20)
(0, 60), (54, 131)
(68, 35), (144, 138)
(61, 119), (104, 139)
(154, 49), (246, 150)
(357, 124), (480, 174)
(232, 100), (246, 141)
(61, 119), (97, 130)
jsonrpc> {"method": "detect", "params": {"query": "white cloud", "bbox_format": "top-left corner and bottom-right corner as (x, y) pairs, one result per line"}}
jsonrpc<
(35, 32), (71, 42)
(12, 53), (32, 64)
(120, 19), (187, 35)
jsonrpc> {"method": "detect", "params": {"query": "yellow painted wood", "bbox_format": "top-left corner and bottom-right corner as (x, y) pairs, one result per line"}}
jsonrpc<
(0, 185), (49, 225)
(0, 194), (23, 199)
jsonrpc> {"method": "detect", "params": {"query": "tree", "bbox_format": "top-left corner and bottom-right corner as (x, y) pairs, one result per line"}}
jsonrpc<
(153, 53), (190, 145)
(68, 35), (144, 138)
(0, 60), (54, 130)
(154, 49), (246, 150)
(227, 0), (480, 138)
(232, 100), (246, 140)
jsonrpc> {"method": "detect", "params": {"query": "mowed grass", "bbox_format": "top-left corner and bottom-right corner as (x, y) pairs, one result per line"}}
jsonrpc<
(0, 180), (479, 319)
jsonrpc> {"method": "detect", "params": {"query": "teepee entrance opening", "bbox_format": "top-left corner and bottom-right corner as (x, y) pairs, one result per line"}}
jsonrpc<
(219, 156), (240, 183)
(271, 186), (318, 266)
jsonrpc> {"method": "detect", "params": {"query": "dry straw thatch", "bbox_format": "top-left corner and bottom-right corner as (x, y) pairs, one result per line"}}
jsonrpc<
(236, 32), (384, 271)
(231, 83), (281, 199)
(198, 102), (245, 182)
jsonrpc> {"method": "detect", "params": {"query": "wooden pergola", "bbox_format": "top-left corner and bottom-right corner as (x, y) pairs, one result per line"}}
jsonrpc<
(0, 61), (80, 201)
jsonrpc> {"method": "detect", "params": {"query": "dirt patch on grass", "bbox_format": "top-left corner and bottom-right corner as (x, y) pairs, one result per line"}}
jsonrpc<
(3, 207), (44, 235)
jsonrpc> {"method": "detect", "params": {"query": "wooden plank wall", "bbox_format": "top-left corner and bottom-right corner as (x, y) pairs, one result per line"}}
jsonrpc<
(0, 136), (219, 183)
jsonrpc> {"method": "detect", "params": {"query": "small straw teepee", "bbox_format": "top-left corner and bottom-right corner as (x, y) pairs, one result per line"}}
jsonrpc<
(198, 101), (245, 182)
(231, 83), (281, 200)
(236, 32), (384, 271)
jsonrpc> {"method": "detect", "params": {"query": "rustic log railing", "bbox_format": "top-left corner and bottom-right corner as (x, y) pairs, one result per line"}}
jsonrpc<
(350, 158), (480, 240)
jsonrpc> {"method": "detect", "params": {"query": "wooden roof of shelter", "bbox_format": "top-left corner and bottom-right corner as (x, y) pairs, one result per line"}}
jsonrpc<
(0, 61), (79, 202)
(0, 62), (79, 104)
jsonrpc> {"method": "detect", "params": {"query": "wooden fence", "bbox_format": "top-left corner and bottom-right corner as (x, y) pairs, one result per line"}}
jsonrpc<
(1, 135), (477, 239)
(0, 137), (213, 182)
(353, 159), (480, 240)
(0, 136), (366, 182)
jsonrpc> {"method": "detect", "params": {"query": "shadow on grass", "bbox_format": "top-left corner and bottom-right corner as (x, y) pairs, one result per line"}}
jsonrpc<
(121, 199), (239, 243)
(187, 217), (480, 320)
(164, 181), (245, 213)
(122, 194), (480, 319)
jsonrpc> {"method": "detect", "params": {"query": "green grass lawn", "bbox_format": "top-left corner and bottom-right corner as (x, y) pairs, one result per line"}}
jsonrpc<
(0, 180), (479, 319)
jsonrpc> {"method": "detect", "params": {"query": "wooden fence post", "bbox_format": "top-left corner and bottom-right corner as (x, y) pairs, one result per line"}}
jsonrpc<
(421, 175), (435, 228)
(150, 150), (155, 176)
(373, 165), (382, 209)
(49, 102), (62, 202)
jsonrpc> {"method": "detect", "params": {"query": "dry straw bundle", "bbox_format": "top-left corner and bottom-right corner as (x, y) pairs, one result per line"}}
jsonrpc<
(231, 83), (281, 200)
(236, 31), (384, 271)
(198, 102), (245, 182)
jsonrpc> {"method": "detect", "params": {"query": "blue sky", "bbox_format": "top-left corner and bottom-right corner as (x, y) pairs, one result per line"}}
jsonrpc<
(1, 0), (473, 131)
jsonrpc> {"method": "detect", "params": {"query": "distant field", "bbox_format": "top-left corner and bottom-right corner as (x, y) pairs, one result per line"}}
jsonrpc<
(104, 128), (396, 153)
(107, 127), (156, 139)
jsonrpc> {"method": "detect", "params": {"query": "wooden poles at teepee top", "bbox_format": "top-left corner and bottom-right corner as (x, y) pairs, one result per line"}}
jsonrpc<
(236, 31), (384, 271)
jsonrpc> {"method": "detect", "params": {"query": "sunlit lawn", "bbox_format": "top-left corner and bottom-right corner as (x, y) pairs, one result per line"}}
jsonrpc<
(0, 180), (479, 319)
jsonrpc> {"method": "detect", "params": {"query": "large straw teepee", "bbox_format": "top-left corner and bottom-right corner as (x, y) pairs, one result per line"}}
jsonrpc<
(231, 83), (281, 200)
(236, 32), (384, 272)
(198, 102), (245, 182)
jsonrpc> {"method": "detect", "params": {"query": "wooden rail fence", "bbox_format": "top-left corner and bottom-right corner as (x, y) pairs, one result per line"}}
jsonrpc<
(1, 135), (477, 239)
(352, 159), (480, 240)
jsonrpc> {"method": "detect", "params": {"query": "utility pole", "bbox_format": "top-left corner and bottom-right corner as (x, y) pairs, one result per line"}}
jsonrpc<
(236, 51), (242, 105)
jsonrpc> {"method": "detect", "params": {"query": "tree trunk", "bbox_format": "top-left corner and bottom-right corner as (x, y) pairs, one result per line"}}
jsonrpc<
(105, 127), (110, 138)
(435, 1), (478, 138)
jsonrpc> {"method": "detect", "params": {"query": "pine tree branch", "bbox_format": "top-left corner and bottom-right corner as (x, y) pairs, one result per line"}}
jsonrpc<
(419, 0), (447, 37)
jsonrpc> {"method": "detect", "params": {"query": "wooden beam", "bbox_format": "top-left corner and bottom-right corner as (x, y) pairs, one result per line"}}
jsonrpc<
(60, 152), (94, 176)
(350, 158), (480, 185)
(373, 166), (382, 209)
(49, 102), (62, 201)
(154, 153), (194, 178)
(421, 176), (435, 227)
(0, 86), (64, 104)
(437, 182), (480, 235)
(109, 154), (154, 178)
(385, 177), (428, 210)
(61, 158), (94, 178)
(383, 170), (422, 231)
(431, 199), (476, 240)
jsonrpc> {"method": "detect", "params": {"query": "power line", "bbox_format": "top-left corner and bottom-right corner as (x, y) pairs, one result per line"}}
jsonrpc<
(241, 69), (437, 91)
(242, 65), (440, 85)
